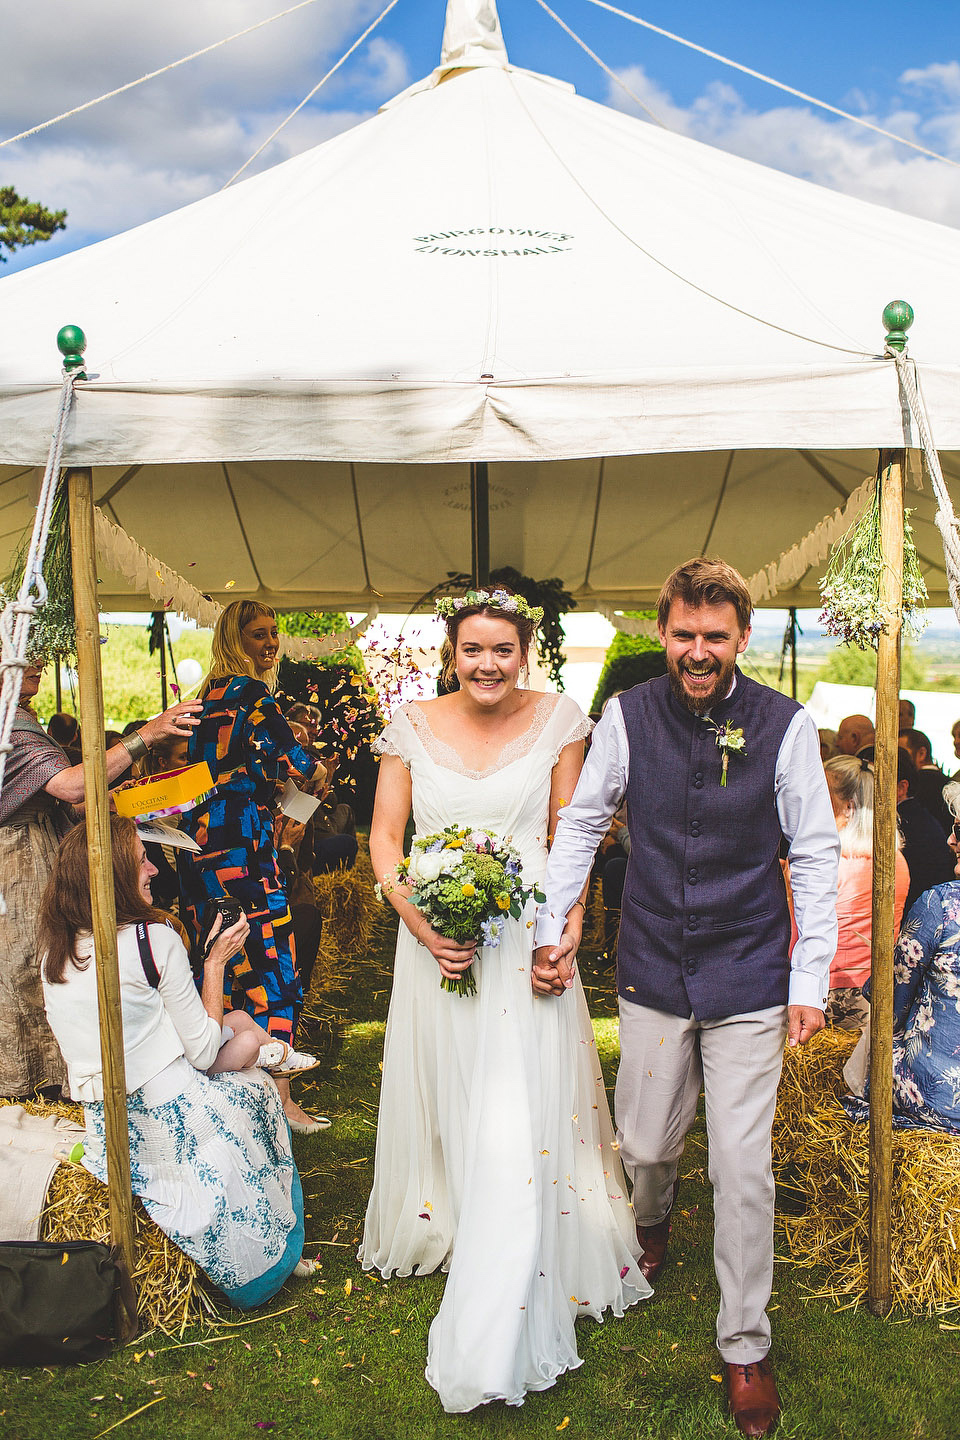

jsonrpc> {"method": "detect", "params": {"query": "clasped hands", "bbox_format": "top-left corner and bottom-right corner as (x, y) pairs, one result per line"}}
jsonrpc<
(532, 930), (578, 997)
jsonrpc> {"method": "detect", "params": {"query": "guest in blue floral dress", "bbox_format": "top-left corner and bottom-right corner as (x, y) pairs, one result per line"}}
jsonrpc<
(41, 817), (316, 1306)
(844, 784), (960, 1134)
(178, 602), (326, 1131)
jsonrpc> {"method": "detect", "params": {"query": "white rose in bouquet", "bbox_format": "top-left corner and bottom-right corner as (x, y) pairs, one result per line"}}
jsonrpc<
(415, 851), (445, 884)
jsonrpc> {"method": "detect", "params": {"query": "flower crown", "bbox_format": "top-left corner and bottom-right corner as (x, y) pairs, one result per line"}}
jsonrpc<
(435, 588), (544, 625)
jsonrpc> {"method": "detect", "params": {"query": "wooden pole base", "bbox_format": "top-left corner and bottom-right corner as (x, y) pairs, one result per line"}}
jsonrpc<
(67, 467), (139, 1341)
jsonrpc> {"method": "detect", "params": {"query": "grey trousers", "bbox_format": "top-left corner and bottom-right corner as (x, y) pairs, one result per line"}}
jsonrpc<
(616, 999), (787, 1363)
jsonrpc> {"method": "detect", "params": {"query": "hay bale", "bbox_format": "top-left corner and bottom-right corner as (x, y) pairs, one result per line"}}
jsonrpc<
(309, 839), (386, 994)
(1, 1098), (217, 1333)
(773, 1029), (960, 1314)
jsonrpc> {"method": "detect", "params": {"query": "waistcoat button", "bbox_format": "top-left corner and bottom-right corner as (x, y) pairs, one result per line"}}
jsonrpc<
(687, 914), (699, 930)
(690, 819), (702, 837)
(693, 771), (704, 789)
(687, 867), (699, 884)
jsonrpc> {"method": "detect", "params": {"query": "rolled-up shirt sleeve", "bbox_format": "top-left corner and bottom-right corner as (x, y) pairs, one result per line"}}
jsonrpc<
(536, 700), (630, 947)
(776, 710), (840, 1009)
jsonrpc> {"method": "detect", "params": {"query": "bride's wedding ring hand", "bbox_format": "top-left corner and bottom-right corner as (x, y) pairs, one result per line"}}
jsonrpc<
(416, 918), (477, 980)
(531, 935), (577, 997)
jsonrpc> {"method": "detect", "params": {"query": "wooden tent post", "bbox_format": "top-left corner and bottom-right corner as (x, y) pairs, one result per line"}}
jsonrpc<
(868, 447), (904, 1315)
(67, 467), (139, 1339)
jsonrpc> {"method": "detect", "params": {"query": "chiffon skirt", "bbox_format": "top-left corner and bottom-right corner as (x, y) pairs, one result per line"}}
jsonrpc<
(359, 918), (650, 1412)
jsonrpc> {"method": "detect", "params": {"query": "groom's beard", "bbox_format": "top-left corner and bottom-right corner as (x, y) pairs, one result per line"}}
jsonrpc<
(666, 653), (737, 716)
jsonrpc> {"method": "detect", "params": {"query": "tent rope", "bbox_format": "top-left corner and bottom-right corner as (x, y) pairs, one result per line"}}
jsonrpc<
(0, 0), (326, 151)
(581, 0), (960, 171)
(886, 347), (960, 622)
(221, 0), (404, 188)
(531, 0), (666, 127)
(0, 372), (76, 914)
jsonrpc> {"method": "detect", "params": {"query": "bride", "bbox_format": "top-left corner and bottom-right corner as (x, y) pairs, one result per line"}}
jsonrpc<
(359, 588), (650, 1413)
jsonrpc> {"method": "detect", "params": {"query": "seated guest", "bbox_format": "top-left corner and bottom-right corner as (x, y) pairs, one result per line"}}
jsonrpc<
(818, 728), (838, 762)
(133, 731), (195, 912)
(899, 697), (916, 733)
(40, 816), (317, 1305)
(897, 749), (955, 913)
(844, 782), (960, 1135)
(47, 712), (82, 764)
(823, 756), (909, 1030)
(835, 713), (875, 760)
(899, 728), (952, 834)
(952, 719), (960, 782)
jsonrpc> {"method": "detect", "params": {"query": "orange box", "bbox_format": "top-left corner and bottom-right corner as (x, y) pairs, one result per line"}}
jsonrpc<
(114, 762), (214, 820)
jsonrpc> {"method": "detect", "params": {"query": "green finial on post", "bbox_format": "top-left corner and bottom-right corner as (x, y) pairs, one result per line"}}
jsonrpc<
(882, 300), (913, 354)
(57, 323), (87, 378)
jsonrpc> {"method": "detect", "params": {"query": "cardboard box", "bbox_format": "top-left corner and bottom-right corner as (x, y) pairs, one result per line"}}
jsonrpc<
(114, 762), (215, 821)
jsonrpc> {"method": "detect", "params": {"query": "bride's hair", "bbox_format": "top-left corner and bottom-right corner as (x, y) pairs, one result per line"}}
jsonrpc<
(439, 589), (536, 690)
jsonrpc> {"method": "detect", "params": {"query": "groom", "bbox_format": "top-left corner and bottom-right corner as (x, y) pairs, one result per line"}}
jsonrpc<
(533, 558), (839, 1438)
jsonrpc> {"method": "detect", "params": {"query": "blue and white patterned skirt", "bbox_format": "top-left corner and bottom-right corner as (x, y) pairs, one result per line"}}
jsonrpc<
(83, 1057), (304, 1308)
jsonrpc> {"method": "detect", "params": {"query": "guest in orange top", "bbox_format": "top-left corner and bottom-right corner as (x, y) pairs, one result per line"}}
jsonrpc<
(823, 755), (910, 1030)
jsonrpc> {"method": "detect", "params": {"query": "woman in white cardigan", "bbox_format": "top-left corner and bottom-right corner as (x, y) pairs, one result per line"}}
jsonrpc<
(41, 815), (313, 1308)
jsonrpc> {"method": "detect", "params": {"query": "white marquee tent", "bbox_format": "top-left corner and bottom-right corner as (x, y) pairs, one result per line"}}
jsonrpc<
(1, 0), (959, 612)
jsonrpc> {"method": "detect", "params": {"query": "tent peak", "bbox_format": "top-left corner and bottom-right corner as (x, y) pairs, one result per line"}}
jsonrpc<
(438, 0), (509, 76)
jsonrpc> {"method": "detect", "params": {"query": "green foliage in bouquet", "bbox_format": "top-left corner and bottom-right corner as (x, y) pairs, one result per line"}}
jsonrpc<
(388, 825), (545, 995)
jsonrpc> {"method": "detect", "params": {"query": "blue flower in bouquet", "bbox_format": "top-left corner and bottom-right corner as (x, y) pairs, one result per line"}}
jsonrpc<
(480, 916), (505, 947)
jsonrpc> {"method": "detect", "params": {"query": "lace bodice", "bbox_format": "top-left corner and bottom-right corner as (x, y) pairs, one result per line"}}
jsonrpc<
(373, 693), (591, 880)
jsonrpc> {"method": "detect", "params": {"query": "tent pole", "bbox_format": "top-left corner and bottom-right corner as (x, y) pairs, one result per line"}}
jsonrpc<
(868, 448), (903, 1316)
(54, 661), (62, 714)
(67, 467), (139, 1340)
(470, 462), (490, 586)
(789, 606), (798, 700)
(155, 612), (168, 709)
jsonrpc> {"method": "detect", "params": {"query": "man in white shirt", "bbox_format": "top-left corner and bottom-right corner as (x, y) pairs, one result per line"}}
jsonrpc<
(534, 558), (838, 1439)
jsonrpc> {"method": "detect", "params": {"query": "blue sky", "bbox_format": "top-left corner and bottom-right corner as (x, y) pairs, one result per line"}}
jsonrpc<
(4, 0), (960, 273)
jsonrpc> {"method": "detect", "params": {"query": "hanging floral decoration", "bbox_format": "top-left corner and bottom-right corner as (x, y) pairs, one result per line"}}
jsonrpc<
(2, 479), (77, 665)
(818, 476), (927, 650)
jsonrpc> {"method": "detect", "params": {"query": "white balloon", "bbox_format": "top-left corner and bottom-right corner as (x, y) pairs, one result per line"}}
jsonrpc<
(175, 657), (204, 691)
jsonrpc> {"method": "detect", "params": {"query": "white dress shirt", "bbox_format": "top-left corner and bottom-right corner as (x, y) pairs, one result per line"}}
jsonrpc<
(536, 690), (840, 1010)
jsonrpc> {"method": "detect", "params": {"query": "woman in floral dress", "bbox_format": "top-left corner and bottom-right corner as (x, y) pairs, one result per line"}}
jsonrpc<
(844, 782), (960, 1133)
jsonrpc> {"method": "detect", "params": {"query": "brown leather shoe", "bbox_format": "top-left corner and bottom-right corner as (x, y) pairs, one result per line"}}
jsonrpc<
(635, 1178), (679, 1283)
(724, 1357), (780, 1437)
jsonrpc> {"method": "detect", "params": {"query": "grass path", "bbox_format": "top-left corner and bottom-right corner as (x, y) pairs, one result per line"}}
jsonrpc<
(2, 944), (958, 1439)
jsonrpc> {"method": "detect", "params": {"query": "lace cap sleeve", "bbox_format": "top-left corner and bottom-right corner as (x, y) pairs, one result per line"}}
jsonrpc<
(371, 706), (416, 770)
(553, 693), (593, 754)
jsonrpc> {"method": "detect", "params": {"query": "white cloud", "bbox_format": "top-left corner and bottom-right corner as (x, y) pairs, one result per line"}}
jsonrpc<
(1, 1), (407, 260)
(606, 62), (960, 229)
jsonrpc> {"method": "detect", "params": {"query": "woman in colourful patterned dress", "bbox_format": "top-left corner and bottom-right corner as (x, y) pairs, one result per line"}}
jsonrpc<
(178, 601), (326, 1132)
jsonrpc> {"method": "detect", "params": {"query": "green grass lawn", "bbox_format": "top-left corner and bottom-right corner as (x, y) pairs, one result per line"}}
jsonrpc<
(2, 938), (958, 1440)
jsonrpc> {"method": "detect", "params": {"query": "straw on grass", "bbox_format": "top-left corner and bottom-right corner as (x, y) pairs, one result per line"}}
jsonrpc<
(773, 1028), (960, 1314)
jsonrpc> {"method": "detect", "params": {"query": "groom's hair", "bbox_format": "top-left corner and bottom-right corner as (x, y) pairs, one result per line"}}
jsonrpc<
(657, 558), (753, 634)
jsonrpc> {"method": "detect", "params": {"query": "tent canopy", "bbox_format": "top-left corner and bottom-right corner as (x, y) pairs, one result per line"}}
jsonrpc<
(1, 0), (959, 610)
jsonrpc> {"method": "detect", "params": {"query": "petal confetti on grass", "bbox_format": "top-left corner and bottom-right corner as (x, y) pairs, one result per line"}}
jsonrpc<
(344, 1278), (352, 1296)
(557, 1419), (571, 1431)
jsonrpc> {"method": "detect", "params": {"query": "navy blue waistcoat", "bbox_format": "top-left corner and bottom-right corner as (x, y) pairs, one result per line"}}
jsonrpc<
(617, 670), (800, 1021)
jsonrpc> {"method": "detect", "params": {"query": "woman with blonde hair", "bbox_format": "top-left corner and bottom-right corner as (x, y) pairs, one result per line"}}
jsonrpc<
(823, 754), (910, 1029)
(178, 600), (328, 1131)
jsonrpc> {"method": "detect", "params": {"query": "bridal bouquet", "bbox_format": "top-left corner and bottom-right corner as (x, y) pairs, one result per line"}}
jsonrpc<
(398, 825), (544, 996)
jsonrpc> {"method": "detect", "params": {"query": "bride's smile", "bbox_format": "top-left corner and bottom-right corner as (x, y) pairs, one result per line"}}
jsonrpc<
(455, 614), (525, 707)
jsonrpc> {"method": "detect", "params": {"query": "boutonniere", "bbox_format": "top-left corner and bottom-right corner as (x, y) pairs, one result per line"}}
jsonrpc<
(704, 720), (746, 786)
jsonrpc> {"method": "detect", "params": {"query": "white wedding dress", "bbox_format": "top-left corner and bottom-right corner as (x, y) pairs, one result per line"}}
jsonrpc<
(359, 692), (650, 1413)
